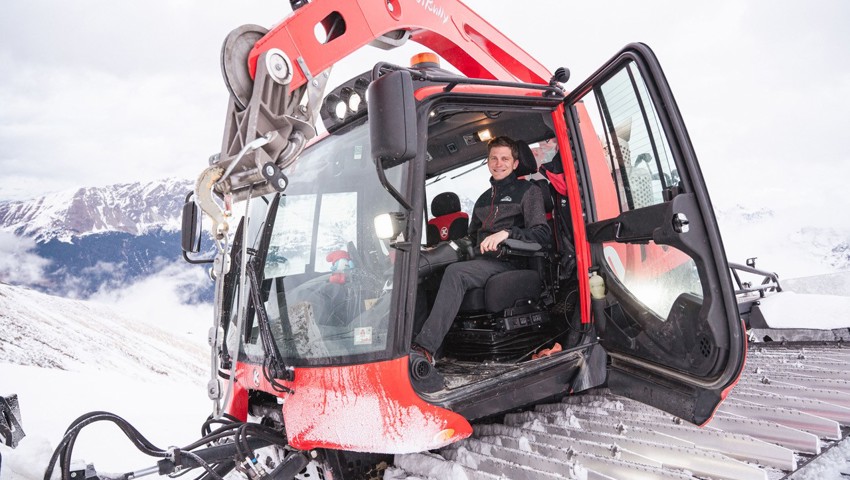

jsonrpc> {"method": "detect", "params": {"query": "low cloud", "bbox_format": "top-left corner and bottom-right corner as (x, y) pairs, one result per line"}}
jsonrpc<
(89, 262), (213, 339)
(0, 232), (50, 285)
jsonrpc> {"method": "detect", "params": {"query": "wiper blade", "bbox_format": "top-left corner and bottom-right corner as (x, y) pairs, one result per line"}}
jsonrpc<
(246, 259), (294, 393)
(425, 174), (445, 187)
(451, 159), (487, 180)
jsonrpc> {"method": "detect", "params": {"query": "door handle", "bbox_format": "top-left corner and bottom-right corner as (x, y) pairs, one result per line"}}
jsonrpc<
(673, 213), (690, 233)
(613, 222), (652, 243)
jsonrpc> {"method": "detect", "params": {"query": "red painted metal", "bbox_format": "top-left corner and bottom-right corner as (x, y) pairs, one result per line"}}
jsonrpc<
(552, 104), (597, 325)
(232, 358), (472, 453)
(248, 0), (550, 88)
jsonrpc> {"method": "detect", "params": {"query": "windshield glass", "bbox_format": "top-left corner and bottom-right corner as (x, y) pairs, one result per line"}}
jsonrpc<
(259, 120), (406, 364)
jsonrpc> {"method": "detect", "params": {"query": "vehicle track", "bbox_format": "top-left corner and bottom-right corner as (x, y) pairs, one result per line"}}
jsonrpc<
(391, 342), (850, 479)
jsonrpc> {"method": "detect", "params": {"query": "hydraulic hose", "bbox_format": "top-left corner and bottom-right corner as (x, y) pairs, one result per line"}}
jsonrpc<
(44, 412), (293, 480)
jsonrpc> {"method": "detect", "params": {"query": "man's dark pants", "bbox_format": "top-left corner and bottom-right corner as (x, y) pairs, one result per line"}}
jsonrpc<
(414, 257), (514, 354)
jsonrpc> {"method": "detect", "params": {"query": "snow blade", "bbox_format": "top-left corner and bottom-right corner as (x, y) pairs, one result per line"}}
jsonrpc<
(0, 394), (25, 448)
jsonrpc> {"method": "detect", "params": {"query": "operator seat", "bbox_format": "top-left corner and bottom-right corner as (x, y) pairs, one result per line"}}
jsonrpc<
(457, 140), (546, 313)
(426, 192), (469, 246)
(445, 141), (556, 361)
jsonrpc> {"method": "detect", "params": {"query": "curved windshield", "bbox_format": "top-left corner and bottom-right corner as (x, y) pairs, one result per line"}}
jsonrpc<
(258, 120), (407, 365)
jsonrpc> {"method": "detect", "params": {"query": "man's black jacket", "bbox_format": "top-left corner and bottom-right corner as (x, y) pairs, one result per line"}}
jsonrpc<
(468, 172), (550, 247)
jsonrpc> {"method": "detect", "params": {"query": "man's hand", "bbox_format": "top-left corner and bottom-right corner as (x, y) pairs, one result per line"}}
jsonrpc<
(480, 230), (510, 254)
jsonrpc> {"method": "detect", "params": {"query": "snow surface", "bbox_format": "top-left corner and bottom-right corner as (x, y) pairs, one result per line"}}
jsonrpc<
(784, 271), (850, 298)
(755, 291), (850, 329)
(2, 258), (850, 479)
(0, 283), (210, 480)
(0, 365), (210, 480)
(0, 283), (207, 377)
(788, 437), (850, 480)
(3, 286), (850, 480)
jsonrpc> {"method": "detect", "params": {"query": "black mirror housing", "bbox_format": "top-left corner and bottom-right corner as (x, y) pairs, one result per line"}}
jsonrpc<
(368, 70), (417, 168)
(181, 194), (202, 254)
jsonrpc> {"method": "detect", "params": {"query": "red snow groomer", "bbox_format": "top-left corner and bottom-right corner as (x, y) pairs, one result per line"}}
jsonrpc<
(45, 1), (746, 478)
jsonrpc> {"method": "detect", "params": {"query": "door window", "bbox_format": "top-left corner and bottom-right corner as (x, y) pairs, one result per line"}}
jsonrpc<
(580, 59), (704, 319)
(582, 64), (678, 219)
(603, 241), (701, 319)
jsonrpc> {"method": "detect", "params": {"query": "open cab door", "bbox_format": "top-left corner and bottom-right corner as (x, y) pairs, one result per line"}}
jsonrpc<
(562, 43), (746, 425)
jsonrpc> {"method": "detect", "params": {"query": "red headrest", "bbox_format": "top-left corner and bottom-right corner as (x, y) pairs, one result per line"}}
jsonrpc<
(428, 211), (468, 242)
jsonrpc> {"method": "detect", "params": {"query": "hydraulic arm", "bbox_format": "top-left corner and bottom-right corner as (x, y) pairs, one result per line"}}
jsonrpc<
(209, 0), (553, 202)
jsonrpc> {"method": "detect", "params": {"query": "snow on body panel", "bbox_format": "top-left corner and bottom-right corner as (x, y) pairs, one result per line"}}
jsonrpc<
(280, 358), (472, 453)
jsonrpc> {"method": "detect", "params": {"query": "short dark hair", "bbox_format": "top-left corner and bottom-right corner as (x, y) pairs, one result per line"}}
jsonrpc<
(487, 136), (518, 161)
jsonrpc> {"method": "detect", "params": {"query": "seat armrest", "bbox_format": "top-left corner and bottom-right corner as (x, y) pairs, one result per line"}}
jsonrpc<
(503, 239), (542, 252)
(418, 241), (462, 279)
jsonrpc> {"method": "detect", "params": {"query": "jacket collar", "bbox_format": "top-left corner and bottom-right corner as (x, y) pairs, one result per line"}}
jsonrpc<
(490, 172), (517, 188)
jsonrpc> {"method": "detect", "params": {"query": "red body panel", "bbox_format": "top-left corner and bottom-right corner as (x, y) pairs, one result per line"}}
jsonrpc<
(249, 0), (551, 88)
(230, 358), (472, 453)
(552, 105), (594, 324)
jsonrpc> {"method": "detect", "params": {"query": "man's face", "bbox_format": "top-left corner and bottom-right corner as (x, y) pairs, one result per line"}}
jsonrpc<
(487, 145), (519, 181)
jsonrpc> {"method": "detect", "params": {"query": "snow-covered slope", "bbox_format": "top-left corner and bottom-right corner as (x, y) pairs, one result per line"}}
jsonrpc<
(0, 282), (206, 382)
(0, 283), (210, 480)
(0, 178), (191, 243)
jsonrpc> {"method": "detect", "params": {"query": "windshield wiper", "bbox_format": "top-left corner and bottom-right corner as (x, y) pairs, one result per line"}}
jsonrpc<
(246, 258), (294, 393)
(451, 159), (487, 180)
(425, 174), (445, 187)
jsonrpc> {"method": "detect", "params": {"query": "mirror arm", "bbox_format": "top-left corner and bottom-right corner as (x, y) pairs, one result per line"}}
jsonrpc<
(374, 158), (412, 212)
(183, 250), (215, 265)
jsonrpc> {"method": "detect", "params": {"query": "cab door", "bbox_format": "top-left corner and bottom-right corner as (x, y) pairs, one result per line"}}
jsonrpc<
(562, 43), (746, 425)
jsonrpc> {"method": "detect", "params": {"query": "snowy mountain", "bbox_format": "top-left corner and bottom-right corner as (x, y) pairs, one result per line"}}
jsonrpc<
(0, 178), (191, 243)
(716, 204), (850, 278)
(0, 178), (203, 298)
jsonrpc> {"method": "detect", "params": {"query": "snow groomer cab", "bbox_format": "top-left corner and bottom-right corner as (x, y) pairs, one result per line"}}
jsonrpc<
(184, 0), (747, 472)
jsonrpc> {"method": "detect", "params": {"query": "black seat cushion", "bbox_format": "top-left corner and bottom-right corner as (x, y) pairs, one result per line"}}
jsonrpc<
(460, 269), (541, 313)
(459, 286), (485, 312)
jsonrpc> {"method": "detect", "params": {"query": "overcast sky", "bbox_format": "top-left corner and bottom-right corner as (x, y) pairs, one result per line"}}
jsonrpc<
(2, 0), (849, 218)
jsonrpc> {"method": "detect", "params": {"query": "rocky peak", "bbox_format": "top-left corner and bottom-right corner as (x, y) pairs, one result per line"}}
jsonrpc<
(0, 178), (193, 242)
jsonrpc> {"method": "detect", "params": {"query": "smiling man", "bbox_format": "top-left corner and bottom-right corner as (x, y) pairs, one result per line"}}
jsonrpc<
(411, 136), (551, 389)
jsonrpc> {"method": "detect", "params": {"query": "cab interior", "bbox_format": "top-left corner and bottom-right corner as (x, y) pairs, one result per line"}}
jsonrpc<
(417, 104), (588, 389)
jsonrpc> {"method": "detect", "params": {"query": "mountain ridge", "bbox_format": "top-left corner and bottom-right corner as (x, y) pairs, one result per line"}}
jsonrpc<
(0, 178), (202, 298)
(0, 177), (192, 243)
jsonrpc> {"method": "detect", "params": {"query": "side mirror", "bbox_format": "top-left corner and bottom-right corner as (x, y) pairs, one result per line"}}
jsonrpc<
(181, 193), (202, 254)
(368, 70), (417, 168)
(181, 192), (214, 264)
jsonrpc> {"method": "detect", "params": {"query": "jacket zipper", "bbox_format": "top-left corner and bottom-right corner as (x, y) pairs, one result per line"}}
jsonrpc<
(484, 185), (497, 229)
